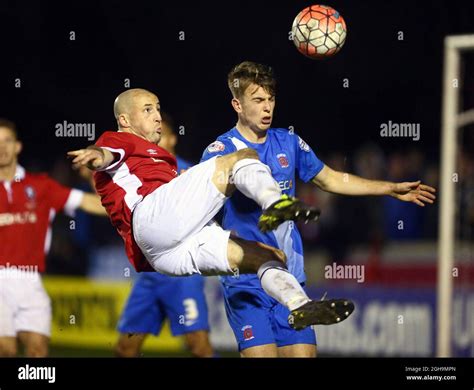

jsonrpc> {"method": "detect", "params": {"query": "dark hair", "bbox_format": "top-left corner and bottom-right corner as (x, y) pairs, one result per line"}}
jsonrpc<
(227, 61), (276, 98)
(0, 118), (18, 139)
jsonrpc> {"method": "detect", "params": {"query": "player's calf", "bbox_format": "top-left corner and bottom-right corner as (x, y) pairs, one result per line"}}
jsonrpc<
(0, 338), (18, 357)
(184, 331), (214, 358)
(114, 333), (146, 357)
(226, 237), (309, 312)
(227, 237), (286, 274)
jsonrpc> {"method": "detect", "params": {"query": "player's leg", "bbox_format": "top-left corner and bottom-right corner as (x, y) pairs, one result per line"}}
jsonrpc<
(212, 149), (320, 230)
(241, 344), (278, 357)
(183, 330), (213, 358)
(0, 337), (18, 357)
(133, 151), (316, 272)
(273, 291), (317, 357)
(115, 274), (165, 357)
(17, 332), (49, 357)
(278, 344), (317, 357)
(10, 275), (52, 357)
(115, 333), (148, 357)
(0, 288), (18, 356)
(227, 237), (310, 311)
(163, 275), (213, 357)
(227, 237), (354, 329)
(211, 148), (279, 207)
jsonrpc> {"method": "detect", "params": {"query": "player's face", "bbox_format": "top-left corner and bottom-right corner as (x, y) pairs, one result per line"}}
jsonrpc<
(237, 84), (275, 132)
(128, 93), (162, 144)
(0, 127), (21, 168)
(158, 122), (177, 154)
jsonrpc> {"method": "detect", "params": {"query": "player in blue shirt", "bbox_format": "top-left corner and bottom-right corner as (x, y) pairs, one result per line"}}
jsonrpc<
(115, 115), (213, 357)
(201, 61), (436, 357)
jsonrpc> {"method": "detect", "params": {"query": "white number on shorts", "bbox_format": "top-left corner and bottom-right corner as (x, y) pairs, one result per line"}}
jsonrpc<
(183, 298), (199, 326)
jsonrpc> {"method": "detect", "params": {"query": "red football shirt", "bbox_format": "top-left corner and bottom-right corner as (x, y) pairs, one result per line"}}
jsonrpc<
(93, 131), (178, 272)
(0, 166), (84, 272)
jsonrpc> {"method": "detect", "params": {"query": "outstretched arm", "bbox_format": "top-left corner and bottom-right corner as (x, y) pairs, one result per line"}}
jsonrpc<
(312, 165), (436, 207)
(67, 146), (117, 171)
(79, 193), (108, 216)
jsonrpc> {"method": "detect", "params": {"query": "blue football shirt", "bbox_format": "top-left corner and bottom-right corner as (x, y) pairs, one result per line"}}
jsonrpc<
(201, 127), (324, 288)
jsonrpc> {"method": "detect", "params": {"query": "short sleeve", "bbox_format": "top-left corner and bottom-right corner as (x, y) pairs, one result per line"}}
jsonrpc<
(95, 131), (136, 172)
(41, 175), (84, 216)
(200, 138), (237, 162)
(294, 133), (324, 182)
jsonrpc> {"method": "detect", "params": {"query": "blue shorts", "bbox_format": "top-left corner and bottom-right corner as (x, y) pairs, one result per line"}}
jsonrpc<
(223, 284), (316, 351)
(117, 273), (209, 336)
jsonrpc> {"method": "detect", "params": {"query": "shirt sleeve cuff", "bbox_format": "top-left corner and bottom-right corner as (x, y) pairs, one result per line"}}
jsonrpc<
(64, 189), (85, 217)
(96, 147), (125, 172)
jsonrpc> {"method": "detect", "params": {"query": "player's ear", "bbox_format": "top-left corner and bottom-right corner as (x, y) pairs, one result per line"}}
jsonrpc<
(231, 98), (242, 113)
(15, 141), (22, 155)
(118, 114), (130, 128)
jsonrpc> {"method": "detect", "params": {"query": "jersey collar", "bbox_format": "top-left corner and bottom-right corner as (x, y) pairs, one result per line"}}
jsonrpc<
(14, 165), (26, 181)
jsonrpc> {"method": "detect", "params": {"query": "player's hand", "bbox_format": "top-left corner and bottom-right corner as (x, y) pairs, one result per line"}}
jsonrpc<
(391, 181), (436, 207)
(67, 148), (105, 170)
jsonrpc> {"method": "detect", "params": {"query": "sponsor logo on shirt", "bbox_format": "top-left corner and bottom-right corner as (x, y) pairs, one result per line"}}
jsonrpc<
(0, 212), (37, 226)
(207, 141), (225, 153)
(24, 186), (36, 209)
(298, 136), (310, 152)
(277, 153), (289, 168)
(25, 186), (36, 200)
(278, 179), (293, 191)
(147, 149), (158, 155)
(242, 325), (255, 341)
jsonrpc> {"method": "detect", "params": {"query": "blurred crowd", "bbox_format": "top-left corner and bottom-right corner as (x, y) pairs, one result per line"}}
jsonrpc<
(298, 143), (474, 262)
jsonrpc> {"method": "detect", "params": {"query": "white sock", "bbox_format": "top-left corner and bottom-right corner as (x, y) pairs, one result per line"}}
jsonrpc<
(232, 158), (281, 209)
(258, 261), (310, 311)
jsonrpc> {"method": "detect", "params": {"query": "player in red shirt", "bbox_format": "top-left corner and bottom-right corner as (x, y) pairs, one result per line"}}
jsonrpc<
(0, 119), (107, 357)
(69, 88), (355, 333)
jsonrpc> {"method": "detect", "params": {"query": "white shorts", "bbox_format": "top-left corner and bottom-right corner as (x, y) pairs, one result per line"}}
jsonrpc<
(0, 270), (51, 337)
(133, 157), (232, 276)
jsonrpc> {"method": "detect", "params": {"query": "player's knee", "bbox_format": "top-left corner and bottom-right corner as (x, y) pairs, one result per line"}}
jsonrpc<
(273, 248), (287, 264)
(184, 332), (213, 358)
(25, 343), (48, 357)
(234, 148), (259, 162)
(114, 341), (140, 358)
(0, 343), (17, 357)
(217, 148), (260, 172)
(254, 246), (287, 270)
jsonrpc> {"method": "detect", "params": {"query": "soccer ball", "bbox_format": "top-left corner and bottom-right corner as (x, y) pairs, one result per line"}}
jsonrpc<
(291, 4), (347, 59)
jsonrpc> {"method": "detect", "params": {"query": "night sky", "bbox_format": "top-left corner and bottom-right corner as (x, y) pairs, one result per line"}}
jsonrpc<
(1, 0), (473, 168)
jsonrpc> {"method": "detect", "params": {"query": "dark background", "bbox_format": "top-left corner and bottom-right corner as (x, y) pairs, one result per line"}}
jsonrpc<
(1, 0), (473, 167)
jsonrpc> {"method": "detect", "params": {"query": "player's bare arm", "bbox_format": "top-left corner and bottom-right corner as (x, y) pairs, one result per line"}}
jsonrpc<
(67, 146), (116, 171)
(79, 193), (107, 216)
(312, 164), (436, 207)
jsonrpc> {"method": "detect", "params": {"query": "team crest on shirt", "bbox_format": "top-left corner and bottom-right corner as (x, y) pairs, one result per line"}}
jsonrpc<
(24, 186), (36, 209)
(206, 141), (225, 153)
(298, 136), (310, 152)
(147, 149), (158, 155)
(277, 153), (289, 168)
(242, 325), (255, 341)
